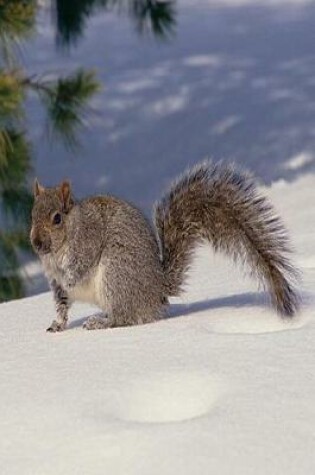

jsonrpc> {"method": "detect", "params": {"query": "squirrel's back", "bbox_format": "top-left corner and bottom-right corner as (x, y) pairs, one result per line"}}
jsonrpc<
(78, 195), (167, 324)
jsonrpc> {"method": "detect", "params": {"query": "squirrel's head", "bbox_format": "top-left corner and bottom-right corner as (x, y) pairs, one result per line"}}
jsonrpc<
(30, 179), (74, 256)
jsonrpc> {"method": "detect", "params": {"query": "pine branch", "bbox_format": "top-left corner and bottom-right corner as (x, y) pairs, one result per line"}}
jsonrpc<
(0, 275), (24, 301)
(0, 128), (30, 182)
(23, 69), (100, 148)
(0, 1), (36, 39)
(131, 0), (176, 38)
(0, 70), (24, 119)
(0, 128), (13, 165)
(0, 228), (29, 302)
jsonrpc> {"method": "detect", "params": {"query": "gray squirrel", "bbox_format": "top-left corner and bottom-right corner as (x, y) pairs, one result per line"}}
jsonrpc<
(30, 161), (299, 332)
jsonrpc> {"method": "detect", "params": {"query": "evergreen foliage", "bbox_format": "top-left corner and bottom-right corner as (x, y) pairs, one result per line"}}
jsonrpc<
(54, 0), (176, 47)
(0, 0), (178, 302)
(0, 1), (100, 302)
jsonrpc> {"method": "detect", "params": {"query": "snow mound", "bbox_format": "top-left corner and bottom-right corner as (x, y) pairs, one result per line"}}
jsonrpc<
(1, 175), (315, 475)
(110, 372), (223, 423)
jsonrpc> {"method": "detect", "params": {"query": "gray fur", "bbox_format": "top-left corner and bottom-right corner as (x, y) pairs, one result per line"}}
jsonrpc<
(31, 190), (165, 331)
(155, 161), (299, 316)
(83, 313), (111, 330)
(47, 280), (70, 332)
(30, 162), (299, 332)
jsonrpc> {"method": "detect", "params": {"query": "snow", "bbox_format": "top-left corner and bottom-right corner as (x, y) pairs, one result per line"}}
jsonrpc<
(1, 173), (315, 474)
(284, 151), (314, 171)
(26, 0), (315, 212)
(182, 0), (313, 6)
(2, 0), (315, 472)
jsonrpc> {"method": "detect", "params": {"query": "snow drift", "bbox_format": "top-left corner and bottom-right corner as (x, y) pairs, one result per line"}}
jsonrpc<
(1, 174), (314, 475)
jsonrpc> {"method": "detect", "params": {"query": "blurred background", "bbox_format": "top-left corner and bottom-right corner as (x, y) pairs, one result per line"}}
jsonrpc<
(0, 0), (315, 302)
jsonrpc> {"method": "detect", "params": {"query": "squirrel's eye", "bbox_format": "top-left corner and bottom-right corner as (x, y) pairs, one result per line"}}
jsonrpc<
(52, 212), (62, 225)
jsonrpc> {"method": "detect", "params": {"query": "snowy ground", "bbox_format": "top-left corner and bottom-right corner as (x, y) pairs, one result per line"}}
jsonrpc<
(1, 172), (314, 474)
(1, 0), (315, 473)
(28, 0), (315, 204)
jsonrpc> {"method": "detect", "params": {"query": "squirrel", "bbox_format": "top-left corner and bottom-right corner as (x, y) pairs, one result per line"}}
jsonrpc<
(30, 161), (299, 332)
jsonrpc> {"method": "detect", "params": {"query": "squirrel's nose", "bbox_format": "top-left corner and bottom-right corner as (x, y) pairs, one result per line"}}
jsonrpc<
(33, 236), (43, 252)
(32, 234), (51, 254)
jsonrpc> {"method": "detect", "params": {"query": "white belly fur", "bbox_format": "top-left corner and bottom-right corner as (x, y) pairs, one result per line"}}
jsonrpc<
(41, 253), (107, 310)
(68, 265), (104, 307)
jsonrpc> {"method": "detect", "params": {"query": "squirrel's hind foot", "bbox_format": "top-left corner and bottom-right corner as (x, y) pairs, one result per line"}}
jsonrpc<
(83, 313), (111, 331)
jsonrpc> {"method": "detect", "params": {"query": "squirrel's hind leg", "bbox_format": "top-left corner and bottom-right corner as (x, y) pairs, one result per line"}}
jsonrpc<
(83, 312), (112, 330)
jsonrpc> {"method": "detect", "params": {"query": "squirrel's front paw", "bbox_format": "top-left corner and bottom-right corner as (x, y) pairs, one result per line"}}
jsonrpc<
(46, 320), (66, 333)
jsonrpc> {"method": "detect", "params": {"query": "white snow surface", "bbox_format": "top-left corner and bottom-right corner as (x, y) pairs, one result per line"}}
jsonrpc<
(1, 174), (315, 474)
(2, 0), (315, 471)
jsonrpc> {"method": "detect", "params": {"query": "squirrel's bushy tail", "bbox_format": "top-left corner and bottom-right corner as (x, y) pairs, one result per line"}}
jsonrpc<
(154, 161), (299, 317)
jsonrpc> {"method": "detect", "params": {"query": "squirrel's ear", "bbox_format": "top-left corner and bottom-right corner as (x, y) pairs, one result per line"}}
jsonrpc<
(34, 178), (45, 197)
(59, 180), (73, 212)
